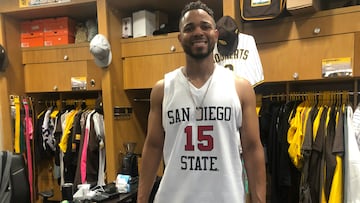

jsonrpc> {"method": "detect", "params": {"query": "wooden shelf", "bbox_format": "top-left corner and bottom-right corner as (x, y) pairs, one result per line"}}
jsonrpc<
(1, 0), (97, 21)
(108, 0), (223, 21)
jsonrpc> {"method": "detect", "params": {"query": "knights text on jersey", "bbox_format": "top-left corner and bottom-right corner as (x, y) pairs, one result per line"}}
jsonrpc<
(155, 64), (245, 203)
(213, 33), (264, 87)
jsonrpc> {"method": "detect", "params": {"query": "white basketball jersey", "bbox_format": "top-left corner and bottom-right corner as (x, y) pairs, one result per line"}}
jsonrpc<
(156, 64), (245, 203)
(213, 33), (264, 87)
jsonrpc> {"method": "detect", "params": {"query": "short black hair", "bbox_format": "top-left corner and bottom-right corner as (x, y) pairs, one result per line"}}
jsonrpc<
(180, 1), (214, 20)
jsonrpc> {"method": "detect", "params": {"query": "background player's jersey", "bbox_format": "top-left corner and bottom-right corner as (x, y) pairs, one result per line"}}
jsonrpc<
(156, 65), (245, 203)
(213, 33), (264, 87)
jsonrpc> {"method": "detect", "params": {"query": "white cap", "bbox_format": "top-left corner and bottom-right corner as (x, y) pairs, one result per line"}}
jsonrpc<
(90, 34), (112, 68)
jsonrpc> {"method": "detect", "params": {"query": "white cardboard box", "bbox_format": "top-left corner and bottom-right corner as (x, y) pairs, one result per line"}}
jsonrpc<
(287, 0), (320, 14)
(132, 10), (156, 38)
(122, 17), (132, 38)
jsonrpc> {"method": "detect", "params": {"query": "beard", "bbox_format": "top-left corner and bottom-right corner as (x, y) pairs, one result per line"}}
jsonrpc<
(182, 41), (215, 59)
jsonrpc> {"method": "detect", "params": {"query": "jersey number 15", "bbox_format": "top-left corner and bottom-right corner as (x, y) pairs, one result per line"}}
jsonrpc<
(184, 125), (214, 151)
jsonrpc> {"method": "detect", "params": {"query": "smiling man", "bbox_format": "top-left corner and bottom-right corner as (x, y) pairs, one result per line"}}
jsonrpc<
(137, 1), (266, 203)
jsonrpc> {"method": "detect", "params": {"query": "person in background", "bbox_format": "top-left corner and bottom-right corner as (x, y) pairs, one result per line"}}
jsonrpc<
(137, 1), (266, 202)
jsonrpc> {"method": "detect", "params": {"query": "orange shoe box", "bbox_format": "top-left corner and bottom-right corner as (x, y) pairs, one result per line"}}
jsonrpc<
(20, 19), (45, 47)
(20, 19), (44, 34)
(21, 32), (44, 48)
(21, 17), (76, 47)
(44, 34), (75, 46)
(44, 17), (76, 37)
(43, 17), (76, 46)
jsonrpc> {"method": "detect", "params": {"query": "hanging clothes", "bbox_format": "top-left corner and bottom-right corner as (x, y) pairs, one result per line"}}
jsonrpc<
(42, 107), (56, 151)
(59, 109), (69, 186)
(59, 109), (78, 153)
(23, 98), (34, 202)
(35, 108), (51, 160)
(299, 103), (319, 203)
(14, 96), (21, 153)
(10, 96), (106, 201)
(63, 110), (82, 184)
(10, 96), (37, 202)
(53, 111), (63, 184)
(73, 110), (91, 187)
(80, 110), (96, 184)
(259, 92), (359, 203)
(288, 100), (308, 170)
(328, 104), (344, 203)
(345, 104), (360, 202)
(323, 105), (338, 202)
(266, 100), (301, 203)
(92, 112), (105, 186)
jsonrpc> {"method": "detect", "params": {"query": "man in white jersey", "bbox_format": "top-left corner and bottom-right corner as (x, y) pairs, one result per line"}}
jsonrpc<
(137, 1), (266, 203)
(213, 16), (264, 87)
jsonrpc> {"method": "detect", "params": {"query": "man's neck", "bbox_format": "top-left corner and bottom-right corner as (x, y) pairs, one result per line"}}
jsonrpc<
(185, 55), (215, 81)
(183, 55), (215, 88)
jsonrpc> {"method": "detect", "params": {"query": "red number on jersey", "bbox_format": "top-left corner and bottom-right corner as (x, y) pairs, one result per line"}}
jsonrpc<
(184, 125), (214, 151)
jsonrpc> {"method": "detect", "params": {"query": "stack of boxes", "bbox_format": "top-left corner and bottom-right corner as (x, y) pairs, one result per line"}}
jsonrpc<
(122, 10), (169, 39)
(21, 17), (76, 48)
(132, 10), (156, 38)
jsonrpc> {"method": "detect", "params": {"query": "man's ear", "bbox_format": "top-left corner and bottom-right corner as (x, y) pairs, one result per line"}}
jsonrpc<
(214, 28), (219, 39)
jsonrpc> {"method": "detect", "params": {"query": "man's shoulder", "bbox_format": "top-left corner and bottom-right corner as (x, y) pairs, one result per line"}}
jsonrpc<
(164, 66), (183, 81)
(166, 66), (182, 75)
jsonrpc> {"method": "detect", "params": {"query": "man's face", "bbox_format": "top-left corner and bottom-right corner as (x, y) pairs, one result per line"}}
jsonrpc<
(178, 9), (218, 59)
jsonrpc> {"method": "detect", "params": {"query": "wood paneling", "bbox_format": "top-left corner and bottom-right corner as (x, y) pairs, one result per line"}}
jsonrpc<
(24, 60), (102, 92)
(22, 43), (92, 64)
(122, 32), (185, 89)
(241, 6), (360, 83)
(0, 14), (25, 150)
(223, 0), (240, 23)
(259, 33), (355, 82)
(95, 0), (118, 182)
(243, 5), (360, 43)
(354, 32), (360, 76)
(123, 52), (185, 89)
(121, 33), (182, 57)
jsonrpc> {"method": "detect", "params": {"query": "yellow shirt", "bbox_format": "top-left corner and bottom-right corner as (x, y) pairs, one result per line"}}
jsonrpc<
(59, 110), (78, 152)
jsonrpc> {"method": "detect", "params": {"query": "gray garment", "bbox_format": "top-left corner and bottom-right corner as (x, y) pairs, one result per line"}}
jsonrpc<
(299, 106), (317, 203)
(0, 151), (12, 203)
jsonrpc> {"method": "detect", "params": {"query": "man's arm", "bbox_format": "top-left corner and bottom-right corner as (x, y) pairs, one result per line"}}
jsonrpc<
(137, 80), (165, 203)
(236, 78), (266, 203)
